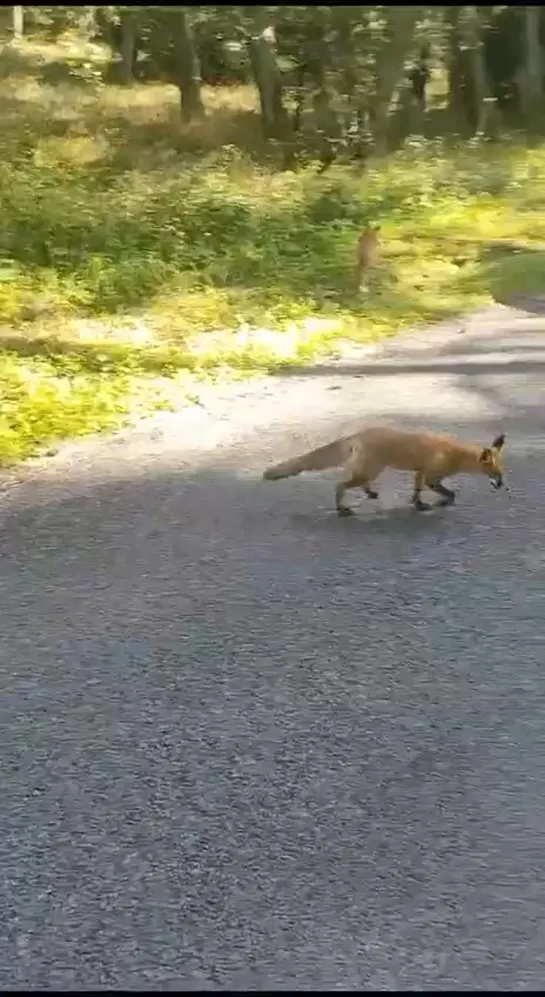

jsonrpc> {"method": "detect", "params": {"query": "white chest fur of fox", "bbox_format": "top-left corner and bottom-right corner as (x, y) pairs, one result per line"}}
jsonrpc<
(263, 424), (506, 515)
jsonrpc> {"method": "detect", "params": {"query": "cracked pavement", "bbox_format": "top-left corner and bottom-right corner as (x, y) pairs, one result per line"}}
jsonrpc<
(2, 303), (545, 990)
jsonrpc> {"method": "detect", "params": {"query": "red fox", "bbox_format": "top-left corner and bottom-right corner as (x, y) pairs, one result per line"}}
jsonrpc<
(356, 225), (380, 287)
(263, 424), (506, 515)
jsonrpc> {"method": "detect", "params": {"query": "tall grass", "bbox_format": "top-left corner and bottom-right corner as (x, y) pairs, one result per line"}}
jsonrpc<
(1, 36), (545, 465)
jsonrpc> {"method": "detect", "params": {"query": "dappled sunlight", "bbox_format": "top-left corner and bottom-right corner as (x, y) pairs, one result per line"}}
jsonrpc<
(2, 36), (545, 464)
(34, 132), (110, 167)
(2, 334), (540, 515)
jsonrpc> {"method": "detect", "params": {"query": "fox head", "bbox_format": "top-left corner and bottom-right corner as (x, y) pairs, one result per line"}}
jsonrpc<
(479, 432), (506, 490)
(359, 224), (380, 242)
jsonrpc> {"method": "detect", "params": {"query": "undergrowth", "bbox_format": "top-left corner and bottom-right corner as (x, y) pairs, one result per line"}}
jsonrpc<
(1, 36), (545, 465)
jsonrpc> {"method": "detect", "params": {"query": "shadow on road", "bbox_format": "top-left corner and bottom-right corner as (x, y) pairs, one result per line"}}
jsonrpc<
(1, 306), (543, 531)
(273, 320), (545, 382)
(2, 315), (545, 991)
(0, 413), (537, 550)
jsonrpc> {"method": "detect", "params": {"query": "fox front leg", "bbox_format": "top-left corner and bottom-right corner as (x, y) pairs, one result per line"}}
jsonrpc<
(426, 478), (456, 507)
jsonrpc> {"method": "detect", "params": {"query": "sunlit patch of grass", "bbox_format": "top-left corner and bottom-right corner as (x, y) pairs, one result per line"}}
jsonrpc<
(0, 349), (134, 465)
(1, 38), (545, 465)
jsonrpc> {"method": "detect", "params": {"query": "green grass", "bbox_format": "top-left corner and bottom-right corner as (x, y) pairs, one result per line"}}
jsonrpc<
(2, 35), (545, 465)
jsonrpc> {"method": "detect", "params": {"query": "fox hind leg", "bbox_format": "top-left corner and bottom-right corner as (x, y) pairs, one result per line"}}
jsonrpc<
(335, 479), (356, 516)
(335, 450), (381, 516)
(335, 477), (379, 516)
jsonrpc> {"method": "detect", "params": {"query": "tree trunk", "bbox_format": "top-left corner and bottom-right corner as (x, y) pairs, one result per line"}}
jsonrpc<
(398, 82), (424, 139)
(297, 7), (341, 165)
(248, 7), (286, 139)
(95, 6), (114, 49)
(119, 8), (137, 85)
(372, 6), (420, 154)
(12, 5), (24, 39)
(462, 7), (500, 136)
(520, 5), (543, 124)
(446, 6), (466, 123)
(176, 7), (205, 122)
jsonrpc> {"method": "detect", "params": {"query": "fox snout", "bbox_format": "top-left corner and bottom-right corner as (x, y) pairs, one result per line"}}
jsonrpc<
(480, 433), (506, 492)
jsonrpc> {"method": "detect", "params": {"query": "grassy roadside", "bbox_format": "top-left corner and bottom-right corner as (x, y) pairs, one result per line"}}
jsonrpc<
(2, 37), (545, 466)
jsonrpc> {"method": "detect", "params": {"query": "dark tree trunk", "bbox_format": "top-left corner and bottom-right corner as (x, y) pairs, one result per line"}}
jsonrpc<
(119, 8), (138, 85)
(176, 7), (205, 123)
(521, 5), (543, 124)
(446, 6), (468, 125)
(248, 7), (286, 139)
(463, 7), (501, 136)
(372, 6), (420, 154)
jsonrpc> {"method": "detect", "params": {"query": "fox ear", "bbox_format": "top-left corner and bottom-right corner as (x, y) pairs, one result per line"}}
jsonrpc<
(479, 447), (492, 463)
(492, 432), (505, 451)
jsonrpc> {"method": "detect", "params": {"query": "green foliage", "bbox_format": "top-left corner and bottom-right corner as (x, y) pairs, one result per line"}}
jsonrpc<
(1, 37), (545, 467)
(0, 350), (133, 463)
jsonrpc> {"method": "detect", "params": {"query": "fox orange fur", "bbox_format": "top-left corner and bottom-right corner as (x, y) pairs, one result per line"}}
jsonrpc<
(356, 225), (380, 287)
(263, 424), (506, 515)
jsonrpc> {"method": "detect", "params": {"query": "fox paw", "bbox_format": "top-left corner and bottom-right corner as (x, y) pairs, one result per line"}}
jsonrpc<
(337, 506), (355, 517)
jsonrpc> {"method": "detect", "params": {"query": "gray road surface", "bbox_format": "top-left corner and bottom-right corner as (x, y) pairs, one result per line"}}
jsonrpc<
(2, 304), (545, 990)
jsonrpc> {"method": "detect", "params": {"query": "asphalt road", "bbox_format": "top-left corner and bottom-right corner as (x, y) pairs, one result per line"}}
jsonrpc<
(2, 304), (545, 990)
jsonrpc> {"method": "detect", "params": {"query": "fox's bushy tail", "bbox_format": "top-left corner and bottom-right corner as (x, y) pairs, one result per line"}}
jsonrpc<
(263, 439), (345, 481)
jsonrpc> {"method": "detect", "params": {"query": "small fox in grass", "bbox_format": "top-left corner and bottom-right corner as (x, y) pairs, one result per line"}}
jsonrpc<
(355, 225), (380, 288)
(263, 424), (506, 516)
